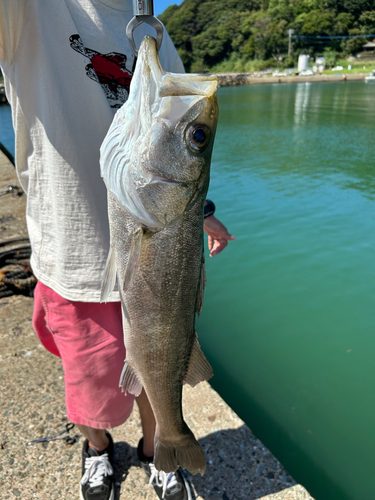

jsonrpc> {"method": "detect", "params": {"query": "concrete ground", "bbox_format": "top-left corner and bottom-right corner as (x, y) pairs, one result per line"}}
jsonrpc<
(0, 151), (314, 499)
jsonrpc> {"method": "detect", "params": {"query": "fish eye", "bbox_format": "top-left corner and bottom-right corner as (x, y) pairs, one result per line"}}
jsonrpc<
(186, 124), (210, 153)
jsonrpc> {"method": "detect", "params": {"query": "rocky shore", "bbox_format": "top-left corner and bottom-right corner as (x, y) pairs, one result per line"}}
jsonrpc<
(0, 150), (314, 499)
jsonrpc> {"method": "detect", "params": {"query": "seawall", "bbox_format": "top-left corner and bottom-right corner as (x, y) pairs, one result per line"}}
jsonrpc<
(217, 73), (366, 87)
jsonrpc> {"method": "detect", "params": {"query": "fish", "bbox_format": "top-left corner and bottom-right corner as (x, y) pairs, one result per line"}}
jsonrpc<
(99, 35), (219, 475)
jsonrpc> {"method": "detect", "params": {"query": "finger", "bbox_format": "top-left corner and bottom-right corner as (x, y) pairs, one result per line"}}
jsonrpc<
(211, 240), (227, 257)
(219, 228), (236, 240)
(217, 228), (236, 241)
(208, 235), (214, 251)
(210, 239), (228, 257)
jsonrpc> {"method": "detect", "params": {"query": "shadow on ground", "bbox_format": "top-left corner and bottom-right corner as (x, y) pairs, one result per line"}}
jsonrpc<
(113, 425), (295, 500)
(113, 441), (139, 500)
(195, 426), (295, 500)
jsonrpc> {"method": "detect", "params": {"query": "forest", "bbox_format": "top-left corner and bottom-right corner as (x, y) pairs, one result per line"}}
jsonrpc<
(159, 0), (375, 72)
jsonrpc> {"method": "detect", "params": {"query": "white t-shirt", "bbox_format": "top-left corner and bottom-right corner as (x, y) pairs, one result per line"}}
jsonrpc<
(0, 0), (184, 301)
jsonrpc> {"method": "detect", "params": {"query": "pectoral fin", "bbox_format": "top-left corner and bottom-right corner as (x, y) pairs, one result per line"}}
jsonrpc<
(100, 246), (117, 303)
(119, 361), (143, 396)
(185, 335), (213, 387)
(123, 227), (143, 293)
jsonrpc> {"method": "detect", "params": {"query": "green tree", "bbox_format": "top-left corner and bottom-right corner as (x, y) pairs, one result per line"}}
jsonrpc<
(342, 0), (375, 16)
(295, 9), (335, 36)
(343, 28), (367, 53)
(158, 0), (373, 72)
(359, 10), (375, 34)
(327, 0), (375, 15)
(323, 48), (337, 67)
(334, 12), (355, 34)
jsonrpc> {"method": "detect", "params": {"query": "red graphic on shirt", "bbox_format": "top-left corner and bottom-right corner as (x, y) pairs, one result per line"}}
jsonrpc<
(69, 34), (133, 108)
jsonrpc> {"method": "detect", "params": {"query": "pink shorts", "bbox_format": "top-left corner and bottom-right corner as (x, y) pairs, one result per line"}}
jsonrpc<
(32, 281), (134, 429)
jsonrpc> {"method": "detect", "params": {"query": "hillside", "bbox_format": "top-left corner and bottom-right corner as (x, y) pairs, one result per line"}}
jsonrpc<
(159, 0), (375, 72)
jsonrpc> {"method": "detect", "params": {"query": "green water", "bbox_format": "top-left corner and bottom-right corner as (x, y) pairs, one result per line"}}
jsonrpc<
(199, 82), (375, 500)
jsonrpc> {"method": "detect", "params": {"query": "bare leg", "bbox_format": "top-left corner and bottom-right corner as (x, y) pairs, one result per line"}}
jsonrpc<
(78, 424), (109, 452)
(78, 390), (155, 456)
(136, 389), (156, 458)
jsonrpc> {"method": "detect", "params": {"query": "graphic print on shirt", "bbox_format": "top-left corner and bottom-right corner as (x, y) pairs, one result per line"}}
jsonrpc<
(70, 34), (133, 108)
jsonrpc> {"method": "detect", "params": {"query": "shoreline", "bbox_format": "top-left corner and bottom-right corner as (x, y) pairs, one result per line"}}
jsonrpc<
(0, 73), (368, 106)
(217, 72), (366, 87)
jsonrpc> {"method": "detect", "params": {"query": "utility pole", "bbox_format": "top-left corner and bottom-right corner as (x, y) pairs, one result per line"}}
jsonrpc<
(288, 29), (294, 57)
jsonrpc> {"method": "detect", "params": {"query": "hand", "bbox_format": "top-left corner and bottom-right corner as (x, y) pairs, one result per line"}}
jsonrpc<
(203, 215), (236, 257)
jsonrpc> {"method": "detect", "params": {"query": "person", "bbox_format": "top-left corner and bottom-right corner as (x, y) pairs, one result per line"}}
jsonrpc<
(0, 1), (236, 499)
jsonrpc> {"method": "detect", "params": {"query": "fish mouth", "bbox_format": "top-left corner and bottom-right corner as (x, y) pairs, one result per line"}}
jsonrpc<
(149, 174), (182, 185)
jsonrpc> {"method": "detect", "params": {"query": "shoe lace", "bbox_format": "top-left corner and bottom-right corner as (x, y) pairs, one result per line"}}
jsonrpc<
(80, 453), (114, 489)
(148, 462), (182, 498)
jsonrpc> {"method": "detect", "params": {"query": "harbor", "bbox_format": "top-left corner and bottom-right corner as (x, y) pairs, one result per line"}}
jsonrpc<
(1, 0), (375, 494)
(1, 79), (375, 499)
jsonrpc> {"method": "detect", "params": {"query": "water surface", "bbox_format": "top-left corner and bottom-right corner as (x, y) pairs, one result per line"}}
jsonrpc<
(0, 104), (14, 157)
(199, 82), (375, 500)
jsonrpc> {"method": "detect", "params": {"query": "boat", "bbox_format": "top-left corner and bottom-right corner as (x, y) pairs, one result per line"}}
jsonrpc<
(365, 69), (375, 82)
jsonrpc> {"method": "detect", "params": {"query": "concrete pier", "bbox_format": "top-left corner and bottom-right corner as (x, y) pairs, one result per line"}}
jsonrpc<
(0, 151), (314, 499)
(217, 72), (365, 87)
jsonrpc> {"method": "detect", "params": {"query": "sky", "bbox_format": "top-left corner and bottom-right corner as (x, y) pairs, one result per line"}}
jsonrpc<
(154, 0), (182, 16)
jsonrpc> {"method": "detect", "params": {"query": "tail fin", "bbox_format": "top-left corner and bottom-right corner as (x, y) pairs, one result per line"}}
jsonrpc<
(154, 428), (206, 475)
